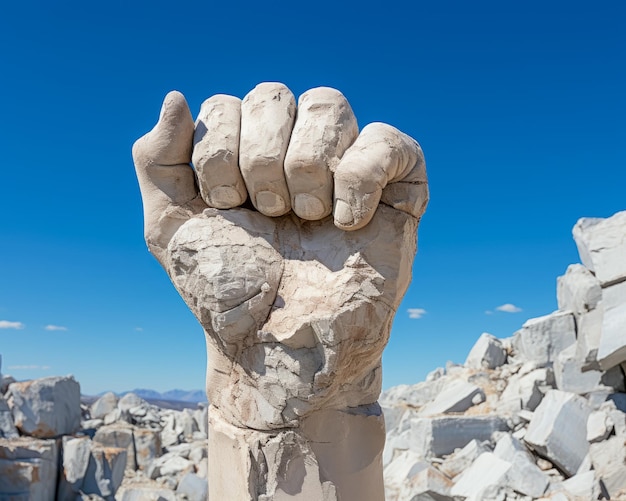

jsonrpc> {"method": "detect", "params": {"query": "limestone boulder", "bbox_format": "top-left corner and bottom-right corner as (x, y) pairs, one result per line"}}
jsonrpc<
(176, 471), (208, 501)
(134, 427), (162, 471)
(556, 264), (602, 316)
(450, 452), (511, 499)
(8, 375), (81, 438)
(589, 434), (626, 498)
(511, 311), (576, 367)
(573, 210), (626, 287)
(439, 439), (491, 478)
(0, 437), (58, 501)
(498, 366), (554, 413)
(93, 423), (137, 471)
(524, 390), (592, 476)
(57, 436), (127, 499)
(419, 378), (484, 416)
(409, 415), (508, 458)
(597, 280), (626, 370)
(90, 391), (118, 419)
(465, 332), (507, 370)
(0, 395), (18, 438)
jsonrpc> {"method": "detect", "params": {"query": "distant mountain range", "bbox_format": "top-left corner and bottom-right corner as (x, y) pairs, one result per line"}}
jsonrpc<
(96, 389), (207, 403)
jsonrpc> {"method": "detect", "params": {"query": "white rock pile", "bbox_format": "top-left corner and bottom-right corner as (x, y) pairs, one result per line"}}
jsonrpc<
(0, 210), (623, 500)
(0, 366), (208, 500)
(382, 210), (626, 500)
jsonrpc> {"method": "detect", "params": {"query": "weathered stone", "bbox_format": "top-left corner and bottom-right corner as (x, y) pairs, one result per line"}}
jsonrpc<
(498, 367), (554, 413)
(597, 280), (626, 369)
(575, 306), (604, 370)
(193, 405), (208, 437)
(450, 452), (511, 499)
(524, 390), (592, 476)
(116, 478), (177, 501)
(133, 84), (429, 500)
(397, 464), (453, 501)
(0, 395), (18, 438)
(556, 470), (600, 500)
(176, 472), (208, 501)
(465, 333), (507, 370)
(134, 427), (162, 471)
(512, 311), (576, 367)
(587, 409), (613, 442)
(0, 437), (58, 501)
(553, 344), (603, 394)
(439, 439), (490, 478)
(556, 264), (602, 315)
(90, 391), (118, 419)
(58, 436), (127, 499)
(8, 375), (81, 438)
(589, 434), (626, 498)
(93, 423), (137, 471)
(118, 392), (149, 413)
(493, 433), (549, 498)
(409, 415), (508, 458)
(380, 378), (448, 409)
(419, 378), (484, 416)
(573, 210), (626, 287)
(383, 450), (426, 499)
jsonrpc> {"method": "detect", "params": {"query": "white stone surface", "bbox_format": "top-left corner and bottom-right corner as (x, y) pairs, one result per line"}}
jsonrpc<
(465, 332), (507, 370)
(93, 423), (137, 471)
(573, 210), (626, 286)
(493, 433), (549, 498)
(498, 367), (554, 413)
(410, 415), (508, 458)
(556, 264), (602, 315)
(176, 471), (208, 501)
(597, 280), (626, 369)
(587, 409), (613, 442)
(58, 436), (127, 499)
(512, 311), (576, 366)
(419, 378), (484, 415)
(524, 390), (592, 476)
(0, 395), (18, 438)
(589, 434), (626, 498)
(554, 343), (603, 394)
(439, 439), (490, 478)
(557, 471), (600, 500)
(0, 437), (58, 501)
(90, 391), (118, 419)
(450, 452), (511, 499)
(8, 375), (81, 438)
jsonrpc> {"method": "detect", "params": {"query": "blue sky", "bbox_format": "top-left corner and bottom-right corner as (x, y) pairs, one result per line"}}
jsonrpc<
(1, 1), (624, 395)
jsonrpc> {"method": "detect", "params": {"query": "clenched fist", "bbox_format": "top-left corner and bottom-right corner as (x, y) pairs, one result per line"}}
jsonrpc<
(133, 83), (428, 501)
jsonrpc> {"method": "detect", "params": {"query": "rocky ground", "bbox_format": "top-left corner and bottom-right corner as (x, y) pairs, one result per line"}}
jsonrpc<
(381, 210), (626, 500)
(0, 210), (624, 500)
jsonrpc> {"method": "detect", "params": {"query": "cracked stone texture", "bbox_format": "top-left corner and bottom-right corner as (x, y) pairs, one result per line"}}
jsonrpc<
(133, 83), (428, 500)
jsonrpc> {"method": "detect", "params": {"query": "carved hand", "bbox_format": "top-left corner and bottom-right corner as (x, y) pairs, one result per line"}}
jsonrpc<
(132, 84), (428, 430)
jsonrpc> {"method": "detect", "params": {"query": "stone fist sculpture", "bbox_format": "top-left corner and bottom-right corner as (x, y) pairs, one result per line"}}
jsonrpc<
(133, 83), (428, 500)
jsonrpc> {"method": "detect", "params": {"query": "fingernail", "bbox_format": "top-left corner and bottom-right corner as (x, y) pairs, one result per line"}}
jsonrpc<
(256, 191), (287, 216)
(294, 193), (326, 220)
(334, 199), (354, 227)
(209, 186), (242, 208)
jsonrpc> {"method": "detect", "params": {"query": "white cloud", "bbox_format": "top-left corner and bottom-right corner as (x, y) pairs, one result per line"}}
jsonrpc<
(0, 320), (25, 330)
(8, 365), (51, 370)
(408, 308), (427, 319)
(496, 303), (523, 313)
(45, 325), (67, 331)
(134, 327), (144, 332)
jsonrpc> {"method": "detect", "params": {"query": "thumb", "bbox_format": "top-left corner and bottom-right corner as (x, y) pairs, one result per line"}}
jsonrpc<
(132, 91), (205, 263)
